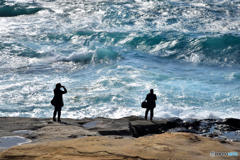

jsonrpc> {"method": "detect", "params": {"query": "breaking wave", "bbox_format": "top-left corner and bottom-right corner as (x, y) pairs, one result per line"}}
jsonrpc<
(0, 2), (44, 17)
(56, 47), (119, 63)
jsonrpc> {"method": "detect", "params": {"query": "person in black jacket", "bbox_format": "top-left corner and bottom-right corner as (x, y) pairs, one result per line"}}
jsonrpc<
(145, 89), (157, 121)
(52, 83), (67, 122)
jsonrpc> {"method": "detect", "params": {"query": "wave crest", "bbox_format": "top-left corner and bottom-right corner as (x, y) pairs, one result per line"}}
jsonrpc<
(0, 4), (44, 17)
(56, 47), (119, 63)
(162, 34), (240, 66)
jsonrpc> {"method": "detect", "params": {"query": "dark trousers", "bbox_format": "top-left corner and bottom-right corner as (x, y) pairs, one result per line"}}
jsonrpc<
(145, 108), (154, 121)
(53, 106), (62, 121)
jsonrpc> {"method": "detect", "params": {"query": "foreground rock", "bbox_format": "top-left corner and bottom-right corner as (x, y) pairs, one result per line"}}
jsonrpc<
(1, 132), (240, 160)
(0, 116), (240, 159)
(0, 116), (240, 156)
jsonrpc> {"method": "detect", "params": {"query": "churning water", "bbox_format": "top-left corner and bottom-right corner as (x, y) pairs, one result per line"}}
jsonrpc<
(0, 0), (240, 119)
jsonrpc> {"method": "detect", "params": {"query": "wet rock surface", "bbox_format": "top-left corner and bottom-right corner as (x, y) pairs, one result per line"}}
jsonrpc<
(225, 118), (240, 129)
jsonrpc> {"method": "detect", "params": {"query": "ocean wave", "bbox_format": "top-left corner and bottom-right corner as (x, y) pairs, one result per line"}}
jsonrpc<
(4, 29), (240, 67)
(0, 4), (44, 17)
(56, 47), (119, 63)
(104, 32), (240, 66)
(163, 34), (240, 66)
(71, 29), (240, 66)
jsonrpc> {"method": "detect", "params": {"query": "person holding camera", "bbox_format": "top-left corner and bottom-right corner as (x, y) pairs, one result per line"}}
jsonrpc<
(51, 83), (67, 122)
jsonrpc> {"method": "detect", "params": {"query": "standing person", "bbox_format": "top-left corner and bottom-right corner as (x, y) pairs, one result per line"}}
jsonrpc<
(145, 89), (157, 121)
(51, 83), (67, 122)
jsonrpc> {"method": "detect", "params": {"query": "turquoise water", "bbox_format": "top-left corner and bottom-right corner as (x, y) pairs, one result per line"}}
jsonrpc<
(0, 0), (240, 119)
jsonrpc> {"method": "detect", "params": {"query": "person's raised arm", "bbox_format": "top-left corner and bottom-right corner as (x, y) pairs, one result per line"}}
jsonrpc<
(62, 86), (67, 94)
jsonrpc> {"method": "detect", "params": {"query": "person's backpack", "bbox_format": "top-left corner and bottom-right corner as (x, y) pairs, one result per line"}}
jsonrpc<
(51, 97), (56, 106)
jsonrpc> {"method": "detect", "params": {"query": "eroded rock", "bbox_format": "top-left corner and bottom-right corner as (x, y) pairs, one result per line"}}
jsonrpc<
(1, 133), (239, 160)
(224, 118), (240, 129)
(129, 120), (160, 137)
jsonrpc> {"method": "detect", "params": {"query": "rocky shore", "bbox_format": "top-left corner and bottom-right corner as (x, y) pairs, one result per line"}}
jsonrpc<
(0, 116), (240, 159)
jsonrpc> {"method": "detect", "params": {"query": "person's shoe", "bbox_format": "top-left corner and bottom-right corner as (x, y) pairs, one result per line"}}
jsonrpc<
(53, 118), (56, 122)
(58, 119), (61, 122)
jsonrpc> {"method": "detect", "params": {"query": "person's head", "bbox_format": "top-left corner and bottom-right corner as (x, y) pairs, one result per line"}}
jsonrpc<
(56, 83), (61, 89)
(150, 89), (154, 94)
